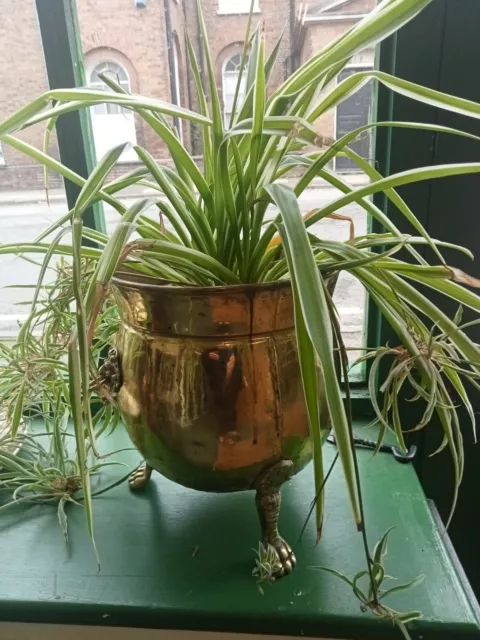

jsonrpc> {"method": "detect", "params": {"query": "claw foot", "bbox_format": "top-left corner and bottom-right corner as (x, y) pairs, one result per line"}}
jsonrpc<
(254, 460), (296, 579)
(129, 463), (152, 491)
(270, 537), (296, 578)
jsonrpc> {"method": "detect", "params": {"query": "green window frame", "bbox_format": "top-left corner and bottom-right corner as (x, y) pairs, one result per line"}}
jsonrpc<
(35, 0), (105, 236)
(373, 0), (480, 595)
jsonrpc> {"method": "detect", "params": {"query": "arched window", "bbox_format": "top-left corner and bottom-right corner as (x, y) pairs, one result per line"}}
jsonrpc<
(222, 53), (248, 126)
(89, 61), (131, 114)
(88, 60), (137, 161)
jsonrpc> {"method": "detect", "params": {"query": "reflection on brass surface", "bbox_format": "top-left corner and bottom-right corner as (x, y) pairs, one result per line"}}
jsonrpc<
(98, 346), (123, 403)
(111, 272), (333, 494)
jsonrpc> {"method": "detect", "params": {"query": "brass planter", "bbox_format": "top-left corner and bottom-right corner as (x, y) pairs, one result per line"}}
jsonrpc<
(103, 272), (332, 577)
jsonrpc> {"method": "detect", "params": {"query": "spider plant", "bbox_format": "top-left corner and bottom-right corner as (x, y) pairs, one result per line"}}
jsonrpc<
(0, 429), (130, 550)
(0, 259), (125, 560)
(0, 0), (480, 613)
(314, 528), (425, 640)
(0, 257), (121, 436)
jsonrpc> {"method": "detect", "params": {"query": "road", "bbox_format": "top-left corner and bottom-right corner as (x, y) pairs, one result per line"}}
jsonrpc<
(0, 186), (367, 353)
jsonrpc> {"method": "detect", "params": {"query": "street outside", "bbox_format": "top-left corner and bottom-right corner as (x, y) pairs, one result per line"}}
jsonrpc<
(0, 180), (367, 356)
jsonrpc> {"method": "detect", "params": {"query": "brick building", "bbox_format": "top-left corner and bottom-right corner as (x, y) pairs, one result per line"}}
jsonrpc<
(0, 0), (375, 190)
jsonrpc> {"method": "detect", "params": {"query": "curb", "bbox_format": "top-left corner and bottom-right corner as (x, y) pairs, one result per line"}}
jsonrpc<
(0, 176), (368, 207)
(0, 194), (67, 206)
(0, 191), (155, 207)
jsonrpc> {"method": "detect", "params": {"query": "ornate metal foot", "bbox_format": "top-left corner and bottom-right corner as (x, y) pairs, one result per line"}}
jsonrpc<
(129, 463), (153, 491)
(97, 347), (123, 404)
(254, 460), (296, 579)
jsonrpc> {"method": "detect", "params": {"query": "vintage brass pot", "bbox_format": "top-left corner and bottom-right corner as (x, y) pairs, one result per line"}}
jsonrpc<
(103, 272), (332, 576)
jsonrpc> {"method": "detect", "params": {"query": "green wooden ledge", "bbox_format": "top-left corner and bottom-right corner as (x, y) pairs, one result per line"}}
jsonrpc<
(0, 422), (478, 639)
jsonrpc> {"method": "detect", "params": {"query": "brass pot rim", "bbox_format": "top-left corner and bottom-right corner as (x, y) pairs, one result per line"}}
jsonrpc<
(112, 270), (292, 297)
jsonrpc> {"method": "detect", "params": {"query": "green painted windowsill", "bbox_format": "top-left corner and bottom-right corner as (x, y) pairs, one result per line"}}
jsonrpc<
(0, 421), (478, 639)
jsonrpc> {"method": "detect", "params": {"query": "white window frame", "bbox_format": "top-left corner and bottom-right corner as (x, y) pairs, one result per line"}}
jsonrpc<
(88, 61), (131, 116)
(86, 59), (138, 163)
(218, 0), (259, 15)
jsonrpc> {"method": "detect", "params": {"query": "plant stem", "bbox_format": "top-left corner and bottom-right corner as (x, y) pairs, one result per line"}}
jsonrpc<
(326, 287), (379, 605)
(294, 452), (339, 549)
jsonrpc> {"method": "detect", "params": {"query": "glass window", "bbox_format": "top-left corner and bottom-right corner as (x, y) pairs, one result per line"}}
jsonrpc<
(331, 49), (374, 367)
(334, 49), (374, 173)
(222, 53), (247, 125)
(0, 2), (67, 342)
(74, 0), (168, 234)
(1, 0), (378, 374)
(89, 61), (131, 115)
(87, 61), (137, 162)
(295, 21), (377, 367)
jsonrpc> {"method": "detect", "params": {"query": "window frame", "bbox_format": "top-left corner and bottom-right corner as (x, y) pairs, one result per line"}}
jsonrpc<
(88, 60), (132, 116)
(35, 0), (105, 236)
(84, 57), (138, 162)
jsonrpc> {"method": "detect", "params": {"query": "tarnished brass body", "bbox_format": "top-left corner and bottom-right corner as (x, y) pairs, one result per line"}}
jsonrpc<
(112, 273), (330, 493)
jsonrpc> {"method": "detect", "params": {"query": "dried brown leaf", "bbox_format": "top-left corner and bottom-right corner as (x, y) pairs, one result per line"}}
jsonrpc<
(447, 266), (480, 288)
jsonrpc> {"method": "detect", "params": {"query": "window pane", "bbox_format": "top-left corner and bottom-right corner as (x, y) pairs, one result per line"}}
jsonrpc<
(0, 0), (378, 373)
(223, 69), (247, 124)
(299, 2), (377, 369)
(87, 62), (137, 159)
(74, 0), (183, 234)
(0, 1), (68, 341)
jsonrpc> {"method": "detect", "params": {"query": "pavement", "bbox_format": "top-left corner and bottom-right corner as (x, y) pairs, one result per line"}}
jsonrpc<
(0, 172), (369, 206)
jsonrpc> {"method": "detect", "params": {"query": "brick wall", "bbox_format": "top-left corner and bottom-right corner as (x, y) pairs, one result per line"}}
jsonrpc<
(0, 0), (176, 191)
(0, 0), (373, 192)
(300, 0), (376, 139)
(197, 0), (293, 107)
(0, 0), (57, 190)
(79, 0), (172, 160)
